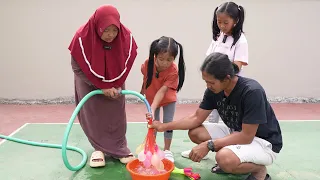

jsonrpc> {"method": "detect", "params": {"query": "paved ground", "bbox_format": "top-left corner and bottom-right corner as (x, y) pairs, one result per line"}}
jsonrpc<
(0, 103), (320, 179)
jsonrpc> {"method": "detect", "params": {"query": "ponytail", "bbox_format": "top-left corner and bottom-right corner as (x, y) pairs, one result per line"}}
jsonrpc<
(212, 7), (220, 41)
(145, 39), (159, 89)
(176, 42), (185, 92)
(231, 5), (245, 48)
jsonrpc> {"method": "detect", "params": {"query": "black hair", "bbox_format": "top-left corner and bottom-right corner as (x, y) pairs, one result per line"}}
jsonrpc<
(145, 36), (185, 92)
(200, 52), (239, 81)
(212, 2), (245, 47)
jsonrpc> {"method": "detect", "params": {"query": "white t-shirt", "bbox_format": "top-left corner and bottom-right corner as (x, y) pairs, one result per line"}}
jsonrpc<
(206, 32), (248, 76)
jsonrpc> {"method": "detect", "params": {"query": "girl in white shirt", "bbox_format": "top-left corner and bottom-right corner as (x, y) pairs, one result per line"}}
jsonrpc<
(181, 2), (249, 171)
(206, 1), (249, 124)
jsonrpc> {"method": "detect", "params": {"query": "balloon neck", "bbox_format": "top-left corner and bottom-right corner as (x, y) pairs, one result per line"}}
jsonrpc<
(147, 116), (153, 125)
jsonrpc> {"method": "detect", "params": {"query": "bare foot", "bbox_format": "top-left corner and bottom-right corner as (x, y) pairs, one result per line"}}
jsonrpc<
(251, 166), (267, 180)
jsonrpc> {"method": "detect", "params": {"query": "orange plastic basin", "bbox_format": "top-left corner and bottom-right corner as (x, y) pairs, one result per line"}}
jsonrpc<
(126, 159), (174, 180)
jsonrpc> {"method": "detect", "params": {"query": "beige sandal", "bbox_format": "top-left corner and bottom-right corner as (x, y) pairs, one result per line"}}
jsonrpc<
(89, 151), (106, 167)
(119, 153), (136, 164)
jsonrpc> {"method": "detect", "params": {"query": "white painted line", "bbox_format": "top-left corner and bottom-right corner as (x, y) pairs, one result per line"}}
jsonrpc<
(1, 120), (319, 146)
(1, 119), (318, 145)
(18, 120), (320, 126)
(1, 120), (318, 147)
(27, 122), (147, 125)
(217, 120), (320, 122)
(216, 120), (320, 122)
(27, 123), (80, 125)
(279, 120), (320, 122)
(0, 123), (29, 146)
(127, 122), (147, 124)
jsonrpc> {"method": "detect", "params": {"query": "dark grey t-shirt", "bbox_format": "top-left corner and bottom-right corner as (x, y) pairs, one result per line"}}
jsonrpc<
(199, 76), (283, 153)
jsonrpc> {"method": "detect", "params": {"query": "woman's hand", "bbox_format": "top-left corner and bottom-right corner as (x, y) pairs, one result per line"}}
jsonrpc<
(102, 87), (121, 99)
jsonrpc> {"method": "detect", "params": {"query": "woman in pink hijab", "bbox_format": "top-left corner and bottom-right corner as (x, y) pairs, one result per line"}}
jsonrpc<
(68, 5), (138, 167)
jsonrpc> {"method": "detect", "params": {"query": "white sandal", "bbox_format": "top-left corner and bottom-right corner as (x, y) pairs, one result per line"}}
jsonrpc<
(89, 151), (106, 167)
(119, 153), (136, 164)
(164, 150), (175, 163)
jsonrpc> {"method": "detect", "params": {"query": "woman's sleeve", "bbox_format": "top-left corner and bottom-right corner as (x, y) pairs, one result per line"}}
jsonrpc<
(71, 57), (94, 86)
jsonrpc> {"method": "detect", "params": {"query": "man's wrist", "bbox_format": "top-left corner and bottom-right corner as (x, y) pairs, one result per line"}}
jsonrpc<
(207, 140), (216, 152)
(161, 123), (169, 131)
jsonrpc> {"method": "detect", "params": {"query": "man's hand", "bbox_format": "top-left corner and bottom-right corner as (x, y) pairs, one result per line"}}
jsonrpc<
(189, 141), (210, 162)
(148, 120), (166, 132)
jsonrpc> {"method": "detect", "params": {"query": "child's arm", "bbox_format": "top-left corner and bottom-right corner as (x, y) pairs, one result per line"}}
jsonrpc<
(140, 82), (145, 95)
(151, 86), (169, 114)
(234, 36), (249, 70)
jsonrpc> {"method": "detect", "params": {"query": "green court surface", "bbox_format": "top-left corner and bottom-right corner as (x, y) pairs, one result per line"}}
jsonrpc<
(0, 121), (319, 180)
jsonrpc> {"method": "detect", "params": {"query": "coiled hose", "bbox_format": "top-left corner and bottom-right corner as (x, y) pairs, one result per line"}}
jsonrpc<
(0, 89), (151, 171)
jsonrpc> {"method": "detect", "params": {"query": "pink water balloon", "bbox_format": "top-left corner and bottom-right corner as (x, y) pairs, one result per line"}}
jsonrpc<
(143, 158), (151, 168)
(151, 154), (160, 169)
(138, 151), (146, 161)
(156, 149), (165, 160)
(146, 151), (152, 161)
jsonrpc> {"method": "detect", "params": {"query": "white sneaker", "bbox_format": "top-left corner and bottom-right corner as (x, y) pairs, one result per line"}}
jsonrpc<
(181, 150), (209, 160)
(164, 150), (174, 162)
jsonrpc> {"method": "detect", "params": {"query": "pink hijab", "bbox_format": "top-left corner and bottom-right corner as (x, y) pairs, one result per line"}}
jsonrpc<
(68, 5), (138, 89)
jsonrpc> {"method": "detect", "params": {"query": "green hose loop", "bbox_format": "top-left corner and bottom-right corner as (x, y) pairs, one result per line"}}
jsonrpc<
(0, 89), (151, 171)
(61, 90), (103, 170)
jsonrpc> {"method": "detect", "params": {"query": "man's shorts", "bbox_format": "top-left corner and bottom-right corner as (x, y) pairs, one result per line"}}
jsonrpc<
(203, 122), (278, 166)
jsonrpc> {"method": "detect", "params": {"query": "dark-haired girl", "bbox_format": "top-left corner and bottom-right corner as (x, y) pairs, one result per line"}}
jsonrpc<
(140, 36), (186, 162)
(182, 1), (249, 161)
(206, 2), (249, 129)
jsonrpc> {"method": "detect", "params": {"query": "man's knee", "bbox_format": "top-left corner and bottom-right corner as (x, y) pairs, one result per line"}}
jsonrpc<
(216, 148), (240, 173)
(188, 128), (200, 143)
(187, 126), (211, 144)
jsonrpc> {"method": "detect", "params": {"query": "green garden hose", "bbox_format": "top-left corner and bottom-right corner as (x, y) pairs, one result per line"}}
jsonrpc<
(0, 89), (151, 171)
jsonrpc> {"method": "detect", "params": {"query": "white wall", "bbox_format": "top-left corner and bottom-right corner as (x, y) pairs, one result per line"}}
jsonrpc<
(1, 0), (319, 100)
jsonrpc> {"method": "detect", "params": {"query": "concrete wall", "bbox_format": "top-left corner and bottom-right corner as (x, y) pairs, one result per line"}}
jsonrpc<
(1, 0), (319, 101)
